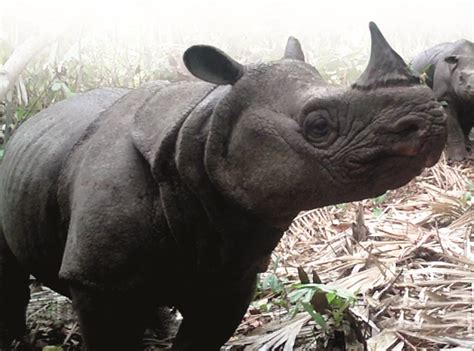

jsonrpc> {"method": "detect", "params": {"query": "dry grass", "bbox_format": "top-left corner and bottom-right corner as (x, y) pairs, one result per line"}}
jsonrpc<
(230, 153), (474, 350)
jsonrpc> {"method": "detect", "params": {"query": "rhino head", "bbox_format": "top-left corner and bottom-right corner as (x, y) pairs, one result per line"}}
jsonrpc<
(446, 55), (474, 100)
(436, 40), (474, 101)
(180, 22), (446, 230)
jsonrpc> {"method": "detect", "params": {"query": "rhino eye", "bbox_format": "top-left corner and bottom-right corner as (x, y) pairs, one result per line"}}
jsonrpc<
(303, 110), (336, 145)
(310, 119), (329, 137)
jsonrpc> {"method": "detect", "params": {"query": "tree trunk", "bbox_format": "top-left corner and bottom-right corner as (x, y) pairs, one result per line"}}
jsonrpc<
(0, 34), (58, 102)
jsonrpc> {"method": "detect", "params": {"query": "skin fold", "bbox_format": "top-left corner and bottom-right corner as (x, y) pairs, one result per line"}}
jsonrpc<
(0, 23), (445, 350)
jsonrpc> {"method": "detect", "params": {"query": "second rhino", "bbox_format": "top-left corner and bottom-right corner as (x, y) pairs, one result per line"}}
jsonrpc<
(412, 39), (474, 161)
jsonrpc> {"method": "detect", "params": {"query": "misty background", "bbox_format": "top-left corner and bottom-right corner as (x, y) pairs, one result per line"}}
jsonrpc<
(2, 0), (472, 53)
(0, 0), (473, 106)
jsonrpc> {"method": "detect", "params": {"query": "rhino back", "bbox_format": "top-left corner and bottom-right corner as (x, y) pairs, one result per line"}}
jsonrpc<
(0, 88), (129, 284)
(412, 40), (474, 86)
(411, 42), (455, 87)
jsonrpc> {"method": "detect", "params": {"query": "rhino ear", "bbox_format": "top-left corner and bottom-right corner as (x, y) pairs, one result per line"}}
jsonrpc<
(183, 45), (244, 85)
(445, 55), (459, 65)
(444, 55), (459, 71)
(284, 36), (305, 61)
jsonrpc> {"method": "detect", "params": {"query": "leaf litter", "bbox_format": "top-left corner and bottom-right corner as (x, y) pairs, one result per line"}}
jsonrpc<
(229, 153), (474, 350)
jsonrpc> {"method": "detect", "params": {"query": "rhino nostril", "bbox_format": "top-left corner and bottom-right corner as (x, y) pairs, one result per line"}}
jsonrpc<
(384, 118), (428, 157)
(403, 124), (419, 134)
(388, 117), (427, 138)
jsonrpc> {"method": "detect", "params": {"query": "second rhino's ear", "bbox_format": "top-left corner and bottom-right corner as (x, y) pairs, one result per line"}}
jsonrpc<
(183, 45), (244, 85)
(444, 55), (459, 65)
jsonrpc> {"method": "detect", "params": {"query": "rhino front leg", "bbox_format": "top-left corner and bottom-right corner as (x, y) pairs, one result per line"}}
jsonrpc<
(445, 105), (468, 161)
(70, 285), (152, 351)
(171, 275), (257, 351)
(0, 227), (30, 350)
(461, 122), (472, 152)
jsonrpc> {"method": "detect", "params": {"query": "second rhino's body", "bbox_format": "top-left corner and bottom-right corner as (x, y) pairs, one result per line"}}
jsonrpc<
(412, 39), (474, 160)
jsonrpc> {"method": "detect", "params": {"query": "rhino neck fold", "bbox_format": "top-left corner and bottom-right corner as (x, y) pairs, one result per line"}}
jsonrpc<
(172, 86), (283, 275)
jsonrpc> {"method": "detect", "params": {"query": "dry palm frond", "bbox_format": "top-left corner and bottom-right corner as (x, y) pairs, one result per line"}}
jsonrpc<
(226, 313), (312, 351)
(241, 156), (474, 349)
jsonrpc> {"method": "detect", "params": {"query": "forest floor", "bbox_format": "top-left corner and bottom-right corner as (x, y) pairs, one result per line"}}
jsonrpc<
(229, 153), (474, 350)
(17, 153), (474, 351)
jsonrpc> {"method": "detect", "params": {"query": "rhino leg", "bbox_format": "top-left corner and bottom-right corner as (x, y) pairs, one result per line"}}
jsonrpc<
(461, 122), (472, 152)
(171, 276), (257, 351)
(445, 106), (468, 161)
(464, 129), (472, 152)
(70, 285), (152, 351)
(0, 226), (30, 350)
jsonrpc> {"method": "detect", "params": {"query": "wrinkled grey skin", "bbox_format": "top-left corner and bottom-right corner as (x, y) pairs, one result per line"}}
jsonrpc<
(0, 23), (445, 351)
(412, 39), (474, 160)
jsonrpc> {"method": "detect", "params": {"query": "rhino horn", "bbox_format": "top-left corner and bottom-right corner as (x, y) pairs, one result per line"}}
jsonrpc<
(353, 22), (418, 90)
(283, 36), (305, 61)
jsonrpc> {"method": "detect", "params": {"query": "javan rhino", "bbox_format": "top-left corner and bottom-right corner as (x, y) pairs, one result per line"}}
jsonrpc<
(412, 39), (474, 161)
(0, 23), (446, 350)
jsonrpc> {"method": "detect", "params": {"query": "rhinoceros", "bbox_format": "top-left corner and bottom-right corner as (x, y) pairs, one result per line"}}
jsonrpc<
(412, 39), (474, 161)
(0, 23), (446, 350)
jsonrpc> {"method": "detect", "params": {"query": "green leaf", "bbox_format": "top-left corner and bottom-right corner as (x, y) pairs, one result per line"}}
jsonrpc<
(372, 207), (383, 217)
(60, 82), (75, 98)
(326, 291), (336, 304)
(373, 191), (388, 205)
(0, 149), (4, 160)
(261, 273), (283, 293)
(288, 287), (313, 304)
(332, 296), (345, 308)
(273, 297), (289, 309)
(16, 106), (27, 121)
(293, 283), (356, 301)
(51, 81), (62, 92)
(42, 346), (64, 351)
(463, 192), (471, 202)
(302, 302), (327, 331)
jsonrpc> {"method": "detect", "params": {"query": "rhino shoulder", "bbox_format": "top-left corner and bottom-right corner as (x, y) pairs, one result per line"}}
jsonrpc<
(57, 83), (177, 290)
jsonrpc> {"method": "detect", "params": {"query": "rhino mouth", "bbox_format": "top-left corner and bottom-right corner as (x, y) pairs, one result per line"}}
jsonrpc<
(348, 134), (444, 172)
(347, 151), (423, 175)
(460, 89), (474, 100)
(388, 137), (443, 168)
